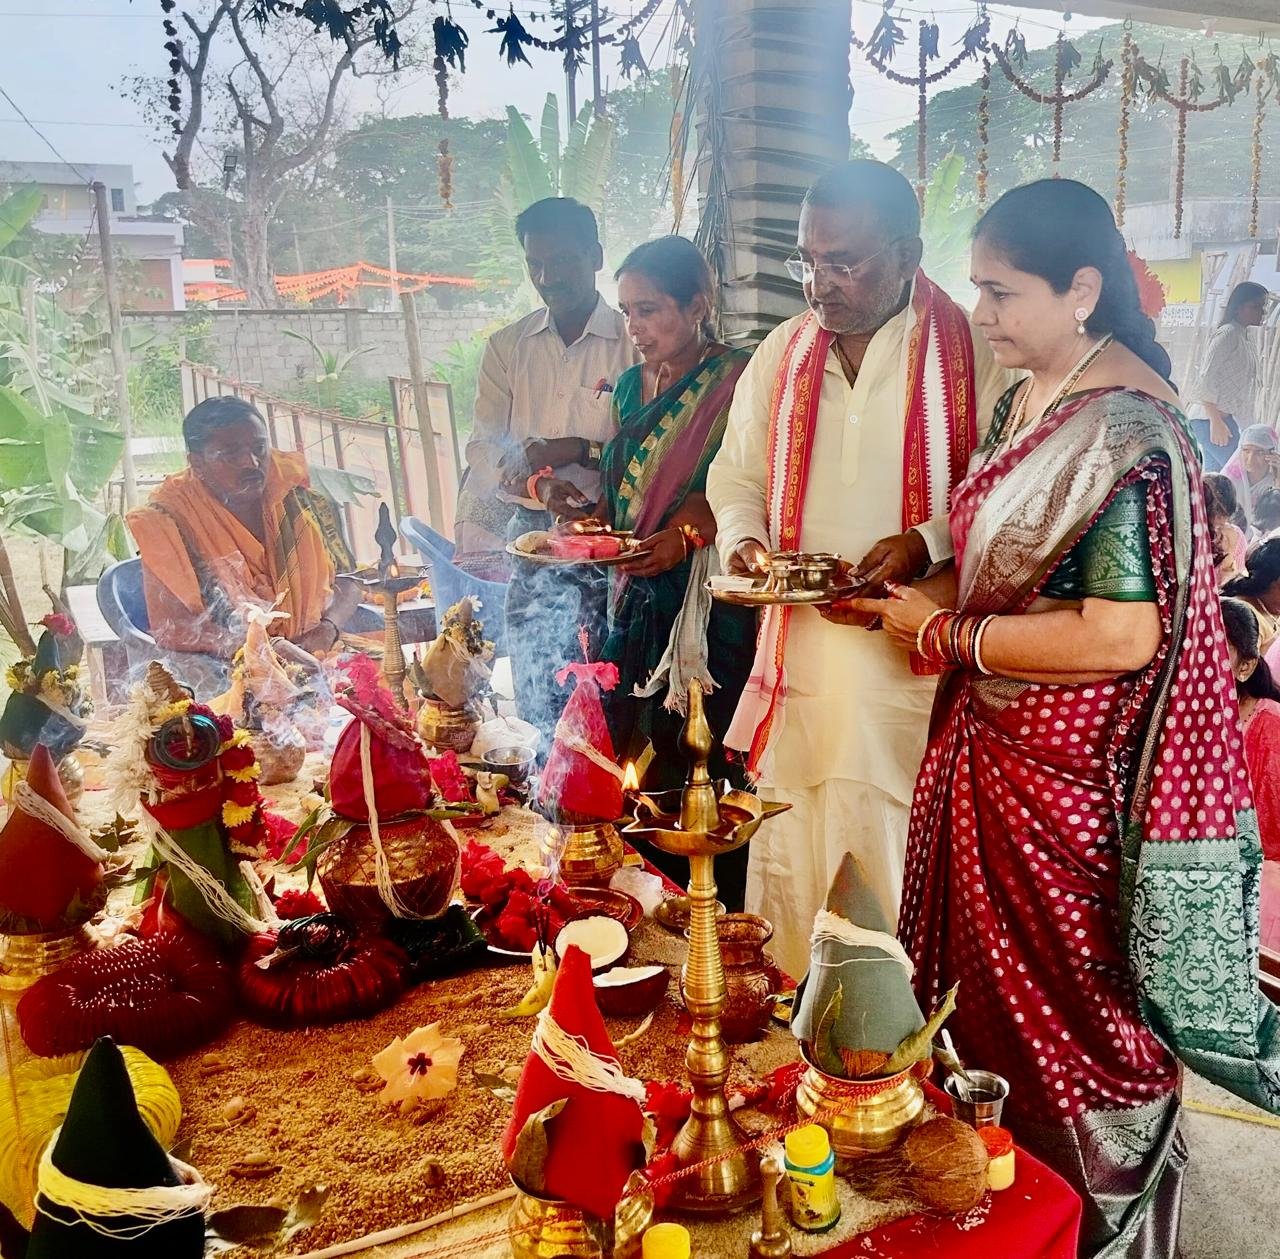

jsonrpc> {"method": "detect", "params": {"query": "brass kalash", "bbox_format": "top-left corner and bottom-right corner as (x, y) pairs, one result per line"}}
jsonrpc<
(622, 680), (788, 1214)
(343, 503), (428, 707)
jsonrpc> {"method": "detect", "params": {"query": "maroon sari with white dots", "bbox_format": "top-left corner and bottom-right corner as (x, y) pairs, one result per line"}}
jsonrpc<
(900, 387), (1280, 1258)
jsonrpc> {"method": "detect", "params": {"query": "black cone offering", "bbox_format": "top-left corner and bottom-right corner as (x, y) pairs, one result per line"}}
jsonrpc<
(27, 1037), (206, 1258)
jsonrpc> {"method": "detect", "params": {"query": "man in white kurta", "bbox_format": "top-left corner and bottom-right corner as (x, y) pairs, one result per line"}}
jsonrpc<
(706, 162), (1010, 977)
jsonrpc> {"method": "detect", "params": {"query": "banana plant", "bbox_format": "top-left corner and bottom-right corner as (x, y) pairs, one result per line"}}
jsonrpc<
(281, 328), (374, 408)
(478, 93), (616, 290)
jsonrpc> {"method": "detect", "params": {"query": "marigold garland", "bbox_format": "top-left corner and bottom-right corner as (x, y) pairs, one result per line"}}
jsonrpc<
(976, 57), (990, 208)
(1250, 65), (1265, 238)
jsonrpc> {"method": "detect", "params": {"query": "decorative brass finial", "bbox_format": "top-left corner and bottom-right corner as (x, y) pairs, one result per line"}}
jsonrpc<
(749, 1156), (792, 1259)
(679, 679), (720, 837)
(375, 502), (397, 575)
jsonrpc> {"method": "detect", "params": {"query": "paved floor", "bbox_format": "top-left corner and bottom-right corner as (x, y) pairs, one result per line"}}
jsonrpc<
(1181, 1071), (1280, 1258)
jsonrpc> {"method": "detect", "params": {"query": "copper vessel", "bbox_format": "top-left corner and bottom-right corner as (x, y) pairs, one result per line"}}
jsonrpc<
(680, 914), (780, 1044)
(795, 1051), (925, 1164)
(507, 1173), (652, 1259)
(543, 819), (624, 887)
(417, 698), (479, 753)
(246, 731), (306, 785)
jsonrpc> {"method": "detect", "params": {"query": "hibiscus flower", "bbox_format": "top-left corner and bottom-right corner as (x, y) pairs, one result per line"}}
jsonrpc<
(372, 1023), (465, 1111)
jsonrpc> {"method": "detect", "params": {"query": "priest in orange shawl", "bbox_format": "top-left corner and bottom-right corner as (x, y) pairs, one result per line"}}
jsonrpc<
(128, 397), (358, 660)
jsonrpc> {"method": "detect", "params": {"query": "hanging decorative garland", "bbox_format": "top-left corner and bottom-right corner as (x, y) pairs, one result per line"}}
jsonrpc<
(159, 0), (182, 137)
(990, 30), (1112, 176)
(851, 3), (990, 204)
(438, 138), (454, 212)
(432, 12), (469, 118)
(1249, 53), (1280, 237)
(1133, 47), (1255, 237)
(976, 56), (990, 209)
(1115, 27), (1135, 228)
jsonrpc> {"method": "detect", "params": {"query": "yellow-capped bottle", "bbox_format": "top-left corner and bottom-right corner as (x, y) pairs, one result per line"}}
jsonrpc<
(783, 1124), (840, 1233)
(642, 1222), (692, 1259)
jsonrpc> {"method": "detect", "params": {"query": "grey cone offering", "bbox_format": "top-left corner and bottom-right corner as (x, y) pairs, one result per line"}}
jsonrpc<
(791, 852), (926, 1056)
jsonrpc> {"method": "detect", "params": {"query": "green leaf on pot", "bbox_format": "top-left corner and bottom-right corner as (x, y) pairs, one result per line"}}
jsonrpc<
(883, 983), (959, 1076)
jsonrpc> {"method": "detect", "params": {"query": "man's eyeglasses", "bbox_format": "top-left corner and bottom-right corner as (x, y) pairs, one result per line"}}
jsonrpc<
(785, 239), (903, 286)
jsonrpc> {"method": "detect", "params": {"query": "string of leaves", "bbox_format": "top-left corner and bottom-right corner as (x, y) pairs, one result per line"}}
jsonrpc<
(159, 0), (181, 137)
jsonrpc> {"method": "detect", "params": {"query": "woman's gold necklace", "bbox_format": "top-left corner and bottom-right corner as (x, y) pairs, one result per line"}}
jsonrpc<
(1004, 334), (1114, 447)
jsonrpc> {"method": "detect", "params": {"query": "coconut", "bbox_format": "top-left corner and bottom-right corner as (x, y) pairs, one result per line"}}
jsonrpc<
(902, 1117), (989, 1212)
(593, 965), (669, 1017)
(554, 915), (628, 972)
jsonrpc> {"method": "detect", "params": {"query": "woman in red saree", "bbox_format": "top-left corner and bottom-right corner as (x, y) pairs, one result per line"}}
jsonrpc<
(849, 181), (1280, 1258)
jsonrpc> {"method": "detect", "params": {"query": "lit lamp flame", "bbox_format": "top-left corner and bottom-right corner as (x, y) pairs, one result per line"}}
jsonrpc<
(622, 761), (639, 793)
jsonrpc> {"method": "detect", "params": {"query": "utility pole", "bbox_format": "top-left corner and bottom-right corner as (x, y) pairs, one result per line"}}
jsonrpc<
(386, 195), (399, 311)
(589, 0), (605, 116)
(292, 223), (305, 275)
(399, 291), (446, 533)
(92, 182), (138, 511)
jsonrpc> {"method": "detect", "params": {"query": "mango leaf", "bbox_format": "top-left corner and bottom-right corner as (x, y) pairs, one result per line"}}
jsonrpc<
(207, 1204), (288, 1248)
(813, 981), (844, 1077)
(508, 1098), (566, 1193)
(882, 983), (959, 1075)
(474, 1069), (518, 1104)
(0, 185), (43, 255)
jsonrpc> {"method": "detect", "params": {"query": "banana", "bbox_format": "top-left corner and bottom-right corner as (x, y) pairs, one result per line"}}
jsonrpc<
(498, 942), (557, 1018)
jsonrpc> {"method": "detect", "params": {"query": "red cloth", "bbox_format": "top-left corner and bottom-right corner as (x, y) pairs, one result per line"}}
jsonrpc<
(501, 944), (645, 1218)
(330, 715), (434, 821)
(0, 744), (103, 928)
(824, 1082), (1081, 1258)
(541, 661), (624, 822)
(1245, 699), (1280, 862)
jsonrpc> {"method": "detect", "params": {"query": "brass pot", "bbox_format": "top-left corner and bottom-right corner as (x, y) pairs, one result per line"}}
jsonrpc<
(507, 1173), (652, 1259)
(795, 1050), (925, 1164)
(543, 820), (624, 887)
(0, 925), (87, 991)
(2, 751), (84, 811)
(416, 698), (479, 754)
(679, 913), (780, 1044)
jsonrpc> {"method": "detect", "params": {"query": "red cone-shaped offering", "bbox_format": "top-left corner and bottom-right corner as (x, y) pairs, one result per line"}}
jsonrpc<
(501, 944), (646, 1218)
(0, 744), (103, 930)
(540, 662), (624, 823)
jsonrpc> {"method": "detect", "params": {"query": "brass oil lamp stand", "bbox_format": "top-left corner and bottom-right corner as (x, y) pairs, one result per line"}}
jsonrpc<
(345, 502), (427, 707)
(622, 680), (788, 1215)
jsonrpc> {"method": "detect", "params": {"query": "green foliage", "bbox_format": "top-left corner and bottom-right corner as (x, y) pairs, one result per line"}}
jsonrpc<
(0, 185), (132, 596)
(281, 328), (374, 406)
(430, 326), (500, 438)
(920, 154), (978, 303)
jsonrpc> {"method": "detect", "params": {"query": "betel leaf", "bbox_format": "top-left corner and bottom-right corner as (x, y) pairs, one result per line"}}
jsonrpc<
(508, 1098), (567, 1194)
(882, 983), (959, 1076)
(813, 981), (844, 1077)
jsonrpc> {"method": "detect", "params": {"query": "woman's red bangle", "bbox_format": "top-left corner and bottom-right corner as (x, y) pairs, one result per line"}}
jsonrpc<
(526, 465), (554, 502)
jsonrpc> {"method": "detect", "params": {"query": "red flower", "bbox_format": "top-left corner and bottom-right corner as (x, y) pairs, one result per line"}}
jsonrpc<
(225, 778), (261, 807)
(1127, 250), (1167, 319)
(220, 742), (257, 772)
(40, 613), (75, 637)
(261, 810), (305, 862)
(643, 1080), (693, 1149)
(274, 888), (325, 919)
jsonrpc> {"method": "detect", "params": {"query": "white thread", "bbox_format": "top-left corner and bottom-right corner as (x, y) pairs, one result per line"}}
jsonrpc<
(810, 909), (915, 977)
(551, 718), (626, 782)
(530, 1008), (647, 1103)
(13, 781), (110, 862)
(147, 824), (268, 935)
(36, 1127), (211, 1240)
(237, 859), (282, 930)
(359, 723), (430, 919)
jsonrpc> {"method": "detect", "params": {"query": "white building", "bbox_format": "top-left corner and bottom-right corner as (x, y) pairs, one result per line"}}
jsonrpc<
(0, 159), (185, 310)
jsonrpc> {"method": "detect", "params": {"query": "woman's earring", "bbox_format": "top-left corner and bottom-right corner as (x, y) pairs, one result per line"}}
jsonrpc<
(1074, 307), (1090, 336)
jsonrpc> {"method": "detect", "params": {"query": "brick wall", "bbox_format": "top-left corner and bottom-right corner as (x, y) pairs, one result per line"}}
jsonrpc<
(123, 305), (496, 392)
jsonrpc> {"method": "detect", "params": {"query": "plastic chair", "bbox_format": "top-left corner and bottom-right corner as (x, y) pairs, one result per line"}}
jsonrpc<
(96, 558), (231, 697)
(399, 516), (508, 655)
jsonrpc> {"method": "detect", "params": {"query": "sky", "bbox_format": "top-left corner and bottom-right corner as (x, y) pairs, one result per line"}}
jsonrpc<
(0, 0), (1106, 204)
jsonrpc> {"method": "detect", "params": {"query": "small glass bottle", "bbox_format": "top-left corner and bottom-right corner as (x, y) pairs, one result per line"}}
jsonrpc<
(783, 1124), (840, 1233)
(643, 1222), (692, 1259)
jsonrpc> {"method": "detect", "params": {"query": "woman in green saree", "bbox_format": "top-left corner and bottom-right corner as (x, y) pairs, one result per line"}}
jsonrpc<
(536, 237), (755, 893)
